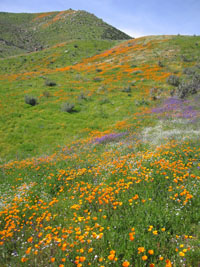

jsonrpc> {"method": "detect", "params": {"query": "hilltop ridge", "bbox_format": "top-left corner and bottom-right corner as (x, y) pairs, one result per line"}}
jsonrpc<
(0, 9), (132, 57)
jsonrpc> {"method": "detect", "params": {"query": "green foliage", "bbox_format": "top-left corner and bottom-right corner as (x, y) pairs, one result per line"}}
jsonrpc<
(130, 80), (136, 86)
(45, 80), (57, 86)
(158, 60), (164, 67)
(121, 85), (132, 93)
(132, 70), (143, 75)
(181, 55), (193, 62)
(177, 74), (200, 98)
(135, 98), (150, 106)
(99, 97), (110, 105)
(42, 91), (51, 97)
(78, 92), (87, 101)
(149, 87), (163, 100)
(182, 67), (197, 75)
(96, 68), (103, 72)
(24, 95), (38, 106)
(166, 75), (180, 86)
(61, 102), (75, 113)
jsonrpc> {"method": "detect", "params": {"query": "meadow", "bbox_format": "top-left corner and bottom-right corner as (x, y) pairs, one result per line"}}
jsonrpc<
(0, 34), (200, 266)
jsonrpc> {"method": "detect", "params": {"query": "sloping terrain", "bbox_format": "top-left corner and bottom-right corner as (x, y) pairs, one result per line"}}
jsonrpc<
(0, 10), (131, 57)
(0, 33), (200, 266)
(1, 35), (200, 161)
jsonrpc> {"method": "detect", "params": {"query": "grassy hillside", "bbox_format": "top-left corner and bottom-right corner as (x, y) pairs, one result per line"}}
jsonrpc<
(0, 34), (200, 266)
(0, 10), (131, 57)
(1, 35), (200, 161)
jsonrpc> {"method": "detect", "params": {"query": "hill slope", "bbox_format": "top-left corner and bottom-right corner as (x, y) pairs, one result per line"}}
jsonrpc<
(1, 34), (200, 161)
(0, 32), (200, 266)
(0, 10), (131, 57)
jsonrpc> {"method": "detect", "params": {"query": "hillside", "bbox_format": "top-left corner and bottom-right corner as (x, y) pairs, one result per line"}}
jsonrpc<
(0, 10), (131, 57)
(0, 27), (200, 266)
(1, 34), (200, 161)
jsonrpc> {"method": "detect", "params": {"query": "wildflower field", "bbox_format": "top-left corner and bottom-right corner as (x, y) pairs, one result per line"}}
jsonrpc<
(0, 34), (200, 266)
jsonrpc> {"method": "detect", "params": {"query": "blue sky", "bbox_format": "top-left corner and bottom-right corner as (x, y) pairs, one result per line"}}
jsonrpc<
(0, 0), (200, 37)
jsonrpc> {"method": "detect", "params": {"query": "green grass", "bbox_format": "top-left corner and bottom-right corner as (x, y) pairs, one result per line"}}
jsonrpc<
(0, 35), (200, 161)
(0, 40), (118, 74)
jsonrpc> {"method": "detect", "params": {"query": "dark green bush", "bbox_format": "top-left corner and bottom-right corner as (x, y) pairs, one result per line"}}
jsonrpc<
(177, 74), (200, 98)
(45, 80), (57, 86)
(25, 95), (38, 106)
(131, 64), (137, 68)
(61, 102), (75, 113)
(158, 60), (164, 67)
(182, 67), (196, 75)
(122, 86), (131, 93)
(132, 70), (143, 75)
(166, 75), (180, 86)
(96, 68), (102, 72)
(181, 55), (192, 62)
(78, 93), (87, 101)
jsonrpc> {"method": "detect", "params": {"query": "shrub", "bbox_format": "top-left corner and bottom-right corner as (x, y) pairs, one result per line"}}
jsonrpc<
(132, 70), (143, 74)
(78, 92), (87, 101)
(96, 68), (102, 72)
(170, 88), (176, 97)
(25, 95), (38, 106)
(135, 98), (150, 106)
(97, 85), (107, 93)
(45, 80), (57, 86)
(122, 86), (131, 93)
(166, 75), (180, 86)
(93, 77), (103, 82)
(75, 74), (82, 81)
(61, 102), (75, 113)
(150, 87), (163, 100)
(158, 60), (164, 67)
(181, 55), (192, 62)
(43, 91), (51, 98)
(99, 98), (110, 105)
(131, 64), (137, 68)
(177, 74), (200, 98)
(182, 67), (196, 75)
(150, 88), (158, 100)
(130, 80), (136, 86)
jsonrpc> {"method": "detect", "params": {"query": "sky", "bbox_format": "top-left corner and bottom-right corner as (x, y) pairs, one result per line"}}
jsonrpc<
(0, 0), (200, 37)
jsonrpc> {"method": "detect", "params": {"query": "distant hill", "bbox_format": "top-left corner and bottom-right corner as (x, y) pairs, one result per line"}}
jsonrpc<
(0, 9), (132, 57)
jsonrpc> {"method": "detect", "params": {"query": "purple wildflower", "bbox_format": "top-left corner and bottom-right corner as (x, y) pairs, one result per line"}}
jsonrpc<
(152, 97), (199, 120)
(94, 132), (126, 144)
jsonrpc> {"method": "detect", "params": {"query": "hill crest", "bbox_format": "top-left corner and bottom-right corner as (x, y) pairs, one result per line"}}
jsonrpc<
(0, 9), (132, 57)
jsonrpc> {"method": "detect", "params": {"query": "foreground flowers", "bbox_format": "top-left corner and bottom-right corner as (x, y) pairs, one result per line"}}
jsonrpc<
(0, 131), (199, 266)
